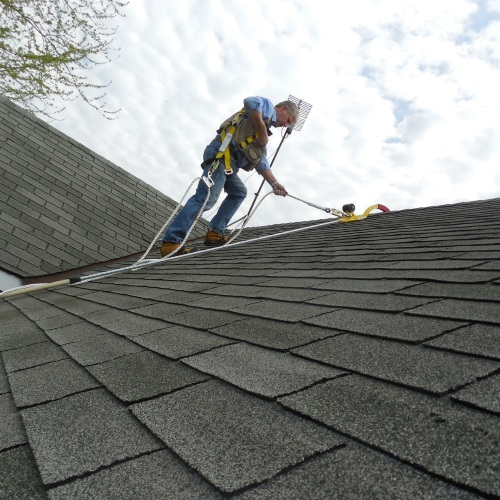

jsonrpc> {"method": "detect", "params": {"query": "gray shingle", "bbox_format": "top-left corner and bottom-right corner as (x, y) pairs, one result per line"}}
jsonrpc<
(378, 251), (466, 261)
(452, 373), (500, 414)
(236, 445), (479, 500)
(133, 325), (234, 359)
(280, 376), (500, 496)
(130, 302), (191, 321)
(0, 304), (32, 330)
(85, 309), (167, 337)
(304, 309), (467, 342)
(80, 291), (157, 310)
(0, 300), (16, 316)
(203, 284), (268, 296)
(2, 342), (68, 372)
(87, 351), (208, 403)
(131, 380), (342, 493)
(0, 446), (46, 499)
(231, 300), (336, 322)
(45, 322), (108, 345)
(0, 329), (47, 352)
(61, 333), (143, 366)
(6, 296), (63, 321)
(35, 313), (84, 331)
(246, 286), (332, 302)
(407, 298), (500, 324)
(42, 296), (110, 316)
(312, 278), (421, 293)
(254, 277), (332, 288)
(9, 358), (100, 407)
(183, 343), (345, 398)
(0, 393), (27, 450)
(307, 291), (432, 312)
(387, 259), (484, 270)
(397, 281), (500, 301)
(211, 317), (337, 350)
(115, 278), (214, 292)
(317, 268), (499, 283)
(425, 323), (500, 359)
(47, 449), (222, 500)
(160, 307), (246, 329)
(473, 260), (500, 270)
(98, 284), (178, 300)
(21, 388), (162, 484)
(0, 361), (9, 395)
(391, 269), (500, 283)
(189, 295), (262, 309)
(149, 290), (213, 304)
(293, 334), (499, 394)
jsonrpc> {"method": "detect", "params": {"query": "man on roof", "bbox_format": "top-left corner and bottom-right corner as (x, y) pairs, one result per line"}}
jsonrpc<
(160, 96), (299, 257)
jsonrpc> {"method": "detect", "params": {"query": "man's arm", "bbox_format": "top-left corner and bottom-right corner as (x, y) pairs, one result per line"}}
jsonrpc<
(258, 169), (287, 197)
(249, 110), (269, 147)
(244, 97), (275, 147)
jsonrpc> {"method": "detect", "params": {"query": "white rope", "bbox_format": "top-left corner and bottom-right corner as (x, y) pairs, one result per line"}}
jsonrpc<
(227, 189), (338, 245)
(135, 176), (212, 263)
(69, 217), (340, 286)
(0, 184), (341, 297)
(226, 192), (274, 244)
(0, 282), (50, 297)
(286, 193), (332, 213)
(0, 176), (214, 296)
(74, 186), (342, 286)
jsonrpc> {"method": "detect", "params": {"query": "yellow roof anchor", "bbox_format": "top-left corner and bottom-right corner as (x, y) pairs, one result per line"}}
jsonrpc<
(338, 203), (390, 223)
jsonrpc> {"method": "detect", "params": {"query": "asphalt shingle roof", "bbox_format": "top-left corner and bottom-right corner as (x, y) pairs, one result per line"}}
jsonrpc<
(1, 197), (499, 498)
(0, 96), (208, 278)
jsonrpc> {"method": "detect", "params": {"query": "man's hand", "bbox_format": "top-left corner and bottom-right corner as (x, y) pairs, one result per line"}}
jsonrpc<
(272, 182), (288, 197)
(257, 167), (286, 196)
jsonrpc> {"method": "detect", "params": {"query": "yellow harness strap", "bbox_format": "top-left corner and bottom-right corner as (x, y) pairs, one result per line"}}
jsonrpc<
(239, 133), (258, 149)
(238, 117), (271, 149)
(214, 109), (246, 175)
(210, 109), (269, 175)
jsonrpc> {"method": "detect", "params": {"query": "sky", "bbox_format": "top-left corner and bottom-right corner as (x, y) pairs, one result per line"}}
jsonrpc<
(50, 0), (500, 229)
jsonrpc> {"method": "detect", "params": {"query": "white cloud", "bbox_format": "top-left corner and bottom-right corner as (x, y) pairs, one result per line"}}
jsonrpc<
(50, 0), (500, 233)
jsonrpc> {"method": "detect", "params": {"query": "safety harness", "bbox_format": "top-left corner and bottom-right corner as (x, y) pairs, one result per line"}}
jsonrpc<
(206, 108), (270, 180)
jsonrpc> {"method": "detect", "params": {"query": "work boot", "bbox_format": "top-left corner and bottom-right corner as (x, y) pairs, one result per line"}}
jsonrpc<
(204, 230), (229, 247)
(160, 241), (192, 257)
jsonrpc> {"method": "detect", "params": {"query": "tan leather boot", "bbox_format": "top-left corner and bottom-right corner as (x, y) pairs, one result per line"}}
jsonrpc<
(160, 242), (192, 257)
(204, 230), (229, 247)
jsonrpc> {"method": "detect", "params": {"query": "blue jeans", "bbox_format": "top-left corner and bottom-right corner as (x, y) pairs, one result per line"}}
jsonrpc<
(163, 141), (248, 243)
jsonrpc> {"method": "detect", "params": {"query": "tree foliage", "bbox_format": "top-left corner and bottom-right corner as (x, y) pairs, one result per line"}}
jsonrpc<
(0, 0), (127, 119)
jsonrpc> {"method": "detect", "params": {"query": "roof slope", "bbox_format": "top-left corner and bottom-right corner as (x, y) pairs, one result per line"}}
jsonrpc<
(1, 197), (499, 498)
(0, 96), (208, 278)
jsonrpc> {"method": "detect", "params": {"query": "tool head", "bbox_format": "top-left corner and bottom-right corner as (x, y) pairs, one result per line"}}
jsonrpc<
(287, 95), (313, 133)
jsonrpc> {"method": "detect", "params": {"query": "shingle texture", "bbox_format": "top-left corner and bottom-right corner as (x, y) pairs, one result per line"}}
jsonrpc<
(1, 190), (500, 498)
(0, 96), (208, 278)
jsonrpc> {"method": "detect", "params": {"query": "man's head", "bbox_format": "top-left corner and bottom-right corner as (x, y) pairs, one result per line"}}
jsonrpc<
(274, 100), (299, 128)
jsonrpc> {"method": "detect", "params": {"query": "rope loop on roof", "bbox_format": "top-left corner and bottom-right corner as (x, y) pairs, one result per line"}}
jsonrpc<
(135, 175), (212, 264)
(0, 214), (340, 298)
(0, 182), (352, 298)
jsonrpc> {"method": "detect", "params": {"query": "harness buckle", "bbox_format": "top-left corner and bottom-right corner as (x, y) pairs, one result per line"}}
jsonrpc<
(208, 158), (220, 175)
(202, 173), (214, 187)
(225, 168), (233, 175)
